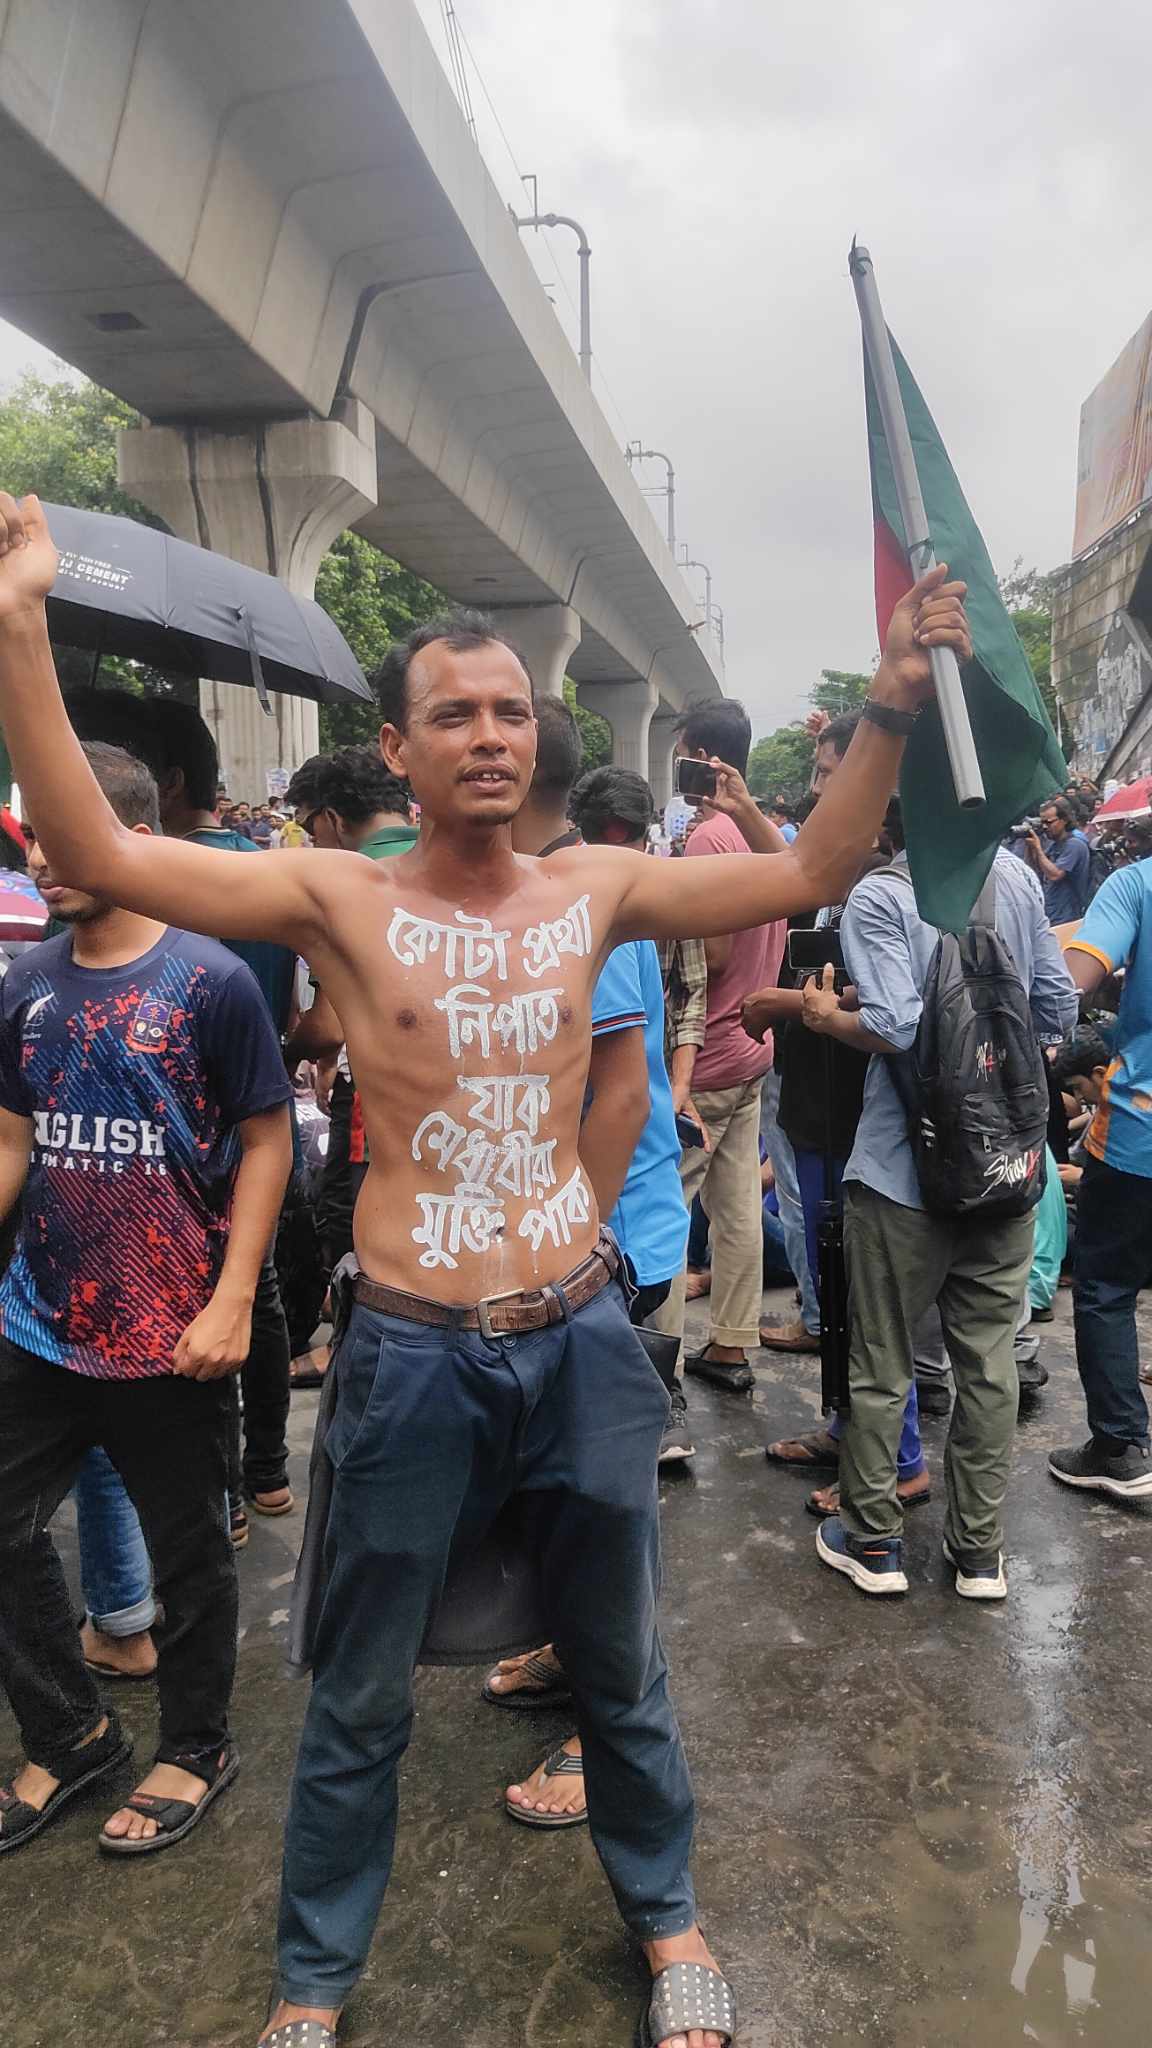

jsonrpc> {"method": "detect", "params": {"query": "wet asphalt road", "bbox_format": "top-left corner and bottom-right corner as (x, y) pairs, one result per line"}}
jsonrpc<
(4, 1282), (1152, 2048)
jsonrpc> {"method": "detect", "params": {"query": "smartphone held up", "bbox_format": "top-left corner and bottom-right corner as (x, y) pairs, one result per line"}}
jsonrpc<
(674, 757), (717, 802)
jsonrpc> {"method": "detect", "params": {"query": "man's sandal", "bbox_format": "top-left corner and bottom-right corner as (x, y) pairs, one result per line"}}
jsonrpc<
(684, 1350), (755, 1393)
(639, 1963), (737, 2047)
(505, 1746), (588, 1829)
(0, 1711), (132, 1856)
(98, 1740), (239, 1856)
(481, 1652), (573, 1711)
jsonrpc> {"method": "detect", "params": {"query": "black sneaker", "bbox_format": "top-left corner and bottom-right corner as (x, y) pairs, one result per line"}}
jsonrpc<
(659, 1388), (696, 1464)
(1049, 1440), (1152, 1500)
(915, 1376), (952, 1417)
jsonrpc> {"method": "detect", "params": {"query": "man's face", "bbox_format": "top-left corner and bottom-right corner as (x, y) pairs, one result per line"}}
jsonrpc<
(294, 801), (345, 851)
(811, 740), (843, 798)
(1040, 806), (1067, 841)
(381, 640), (537, 827)
(1068, 1067), (1109, 1109)
(26, 825), (107, 924)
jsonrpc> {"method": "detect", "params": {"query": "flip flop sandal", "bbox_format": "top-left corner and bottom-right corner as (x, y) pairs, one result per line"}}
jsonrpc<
(82, 1654), (157, 1683)
(764, 1429), (840, 1467)
(482, 1652), (573, 1711)
(290, 1348), (330, 1390)
(247, 1490), (296, 1518)
(684, 1350), (755, 1393)
(0, 1711), (132, 1856)
(505, 1746), (587, 1829)
(804, 1483), (932, 1518)
(98, 1741), (239, 1856)
(639, 1963), (737, 2048)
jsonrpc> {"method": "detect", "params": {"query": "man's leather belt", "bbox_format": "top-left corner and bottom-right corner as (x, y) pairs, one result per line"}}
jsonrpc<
(352, 1233), (621, 1341)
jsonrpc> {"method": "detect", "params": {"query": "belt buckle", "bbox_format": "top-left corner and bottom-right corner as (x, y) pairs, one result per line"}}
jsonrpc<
(476, 1288), (524, 1342)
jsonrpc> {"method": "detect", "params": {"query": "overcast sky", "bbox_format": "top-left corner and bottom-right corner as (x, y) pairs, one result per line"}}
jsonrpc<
(3, 0), (1151, 735)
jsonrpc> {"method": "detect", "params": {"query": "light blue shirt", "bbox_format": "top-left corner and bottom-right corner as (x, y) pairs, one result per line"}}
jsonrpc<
(590, 941), (689, 1285)
(1069, 856), (1152, 1178)
(840, 850), (1078, 1210)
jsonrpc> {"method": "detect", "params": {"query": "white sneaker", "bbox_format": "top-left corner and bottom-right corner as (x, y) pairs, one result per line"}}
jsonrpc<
(942, 1538), (1007, 1601)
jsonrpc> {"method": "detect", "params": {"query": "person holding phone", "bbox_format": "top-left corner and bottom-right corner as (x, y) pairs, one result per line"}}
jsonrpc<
(648, 700), (789, 1394)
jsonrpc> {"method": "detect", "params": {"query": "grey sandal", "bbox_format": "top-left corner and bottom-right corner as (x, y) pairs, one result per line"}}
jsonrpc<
(639, 1963), (737, 2047)
(504, 1744), (587, 1829)
(482, 1652), (573, 1711)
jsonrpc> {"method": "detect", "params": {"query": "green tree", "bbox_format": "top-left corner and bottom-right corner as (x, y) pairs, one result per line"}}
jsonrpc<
(746, 724), (814, 801)
(563, 678), (612, 773)
(313, 532), (446, 748)
(810, 668), (871, 717)
(998, 559), (1070, 761)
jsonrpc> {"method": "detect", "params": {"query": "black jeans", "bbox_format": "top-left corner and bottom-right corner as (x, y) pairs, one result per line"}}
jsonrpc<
(0, 1337), (236, 1771)
(228, 1252), (292, 1497)
(1073, 1154), (1152, 1449)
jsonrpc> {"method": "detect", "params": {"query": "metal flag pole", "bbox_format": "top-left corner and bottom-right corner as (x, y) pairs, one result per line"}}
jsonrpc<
(849, 242), (985, 809)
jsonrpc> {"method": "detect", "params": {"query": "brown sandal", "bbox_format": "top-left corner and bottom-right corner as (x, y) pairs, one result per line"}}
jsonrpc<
(765, 1428), (840, 1467)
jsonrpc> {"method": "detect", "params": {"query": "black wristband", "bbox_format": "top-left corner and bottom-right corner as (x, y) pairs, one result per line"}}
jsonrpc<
(860, 698), (918, 737)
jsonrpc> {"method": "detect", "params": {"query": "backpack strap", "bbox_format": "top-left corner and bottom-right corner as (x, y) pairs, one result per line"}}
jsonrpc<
(969, 870), (997, 930)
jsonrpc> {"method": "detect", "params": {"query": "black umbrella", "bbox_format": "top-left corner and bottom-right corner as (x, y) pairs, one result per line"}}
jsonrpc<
(43, 502), (372, 712)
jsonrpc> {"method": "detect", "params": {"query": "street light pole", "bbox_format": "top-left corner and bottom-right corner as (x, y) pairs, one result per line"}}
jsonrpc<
(626, 443), (676, 553)
(678, 546), (713, 625)
(511, 208), (592, 381)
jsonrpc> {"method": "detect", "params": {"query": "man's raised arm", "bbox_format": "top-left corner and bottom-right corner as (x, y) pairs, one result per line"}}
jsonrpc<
(0, 495), (331, 948)
(613, 566), (971, 945)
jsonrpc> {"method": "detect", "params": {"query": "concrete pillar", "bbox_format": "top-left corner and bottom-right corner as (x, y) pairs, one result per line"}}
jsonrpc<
(576, 679), (659, 778)
(118, 401), (377, 801)
(648, 709), (679, 808)
(484, 603), (581, 699)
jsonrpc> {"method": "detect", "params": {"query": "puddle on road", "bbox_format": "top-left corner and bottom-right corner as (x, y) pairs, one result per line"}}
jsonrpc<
(859, 1539), (1152, 2045)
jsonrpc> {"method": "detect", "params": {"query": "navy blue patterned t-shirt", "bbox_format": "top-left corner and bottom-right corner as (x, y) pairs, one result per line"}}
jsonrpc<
(0, 928), (291, 1377)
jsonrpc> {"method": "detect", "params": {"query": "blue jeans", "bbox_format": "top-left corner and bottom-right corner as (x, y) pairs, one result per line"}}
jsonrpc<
(760, 1072), (818, 1331)
(1073, 1153), (1152, 1449)
(793, 1148), (925, 1481)
(74, 1447), (156, 1636)
(278, 1279), (695, 2005)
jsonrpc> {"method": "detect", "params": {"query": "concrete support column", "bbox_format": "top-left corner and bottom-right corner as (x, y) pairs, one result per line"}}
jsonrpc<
(118, 400), (377, 801)
(576, 679), (659, 778)
(648, 709), (679, 808)
(484, 603), (581, 699)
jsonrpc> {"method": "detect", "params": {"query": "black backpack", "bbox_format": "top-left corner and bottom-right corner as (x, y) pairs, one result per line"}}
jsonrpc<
(883, 866), (1049, 1218)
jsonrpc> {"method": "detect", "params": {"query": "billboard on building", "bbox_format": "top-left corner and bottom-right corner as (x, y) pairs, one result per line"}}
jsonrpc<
(1074, 311), (1152, 557)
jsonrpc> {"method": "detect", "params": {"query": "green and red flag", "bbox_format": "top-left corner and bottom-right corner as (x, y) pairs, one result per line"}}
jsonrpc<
(864, 334), (1066, 930)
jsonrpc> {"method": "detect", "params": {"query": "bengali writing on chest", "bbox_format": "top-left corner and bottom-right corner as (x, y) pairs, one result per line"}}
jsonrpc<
(386, 899), (594, 1271)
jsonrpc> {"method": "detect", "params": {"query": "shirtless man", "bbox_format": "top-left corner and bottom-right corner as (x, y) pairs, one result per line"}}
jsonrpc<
(0, 493), (970, 2048)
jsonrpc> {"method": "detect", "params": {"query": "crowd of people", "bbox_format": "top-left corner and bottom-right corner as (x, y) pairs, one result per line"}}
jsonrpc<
(0, 490), (1149, 2048)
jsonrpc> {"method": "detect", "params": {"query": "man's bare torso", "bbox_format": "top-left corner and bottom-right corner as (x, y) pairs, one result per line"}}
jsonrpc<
(309, 847), (625, 1301)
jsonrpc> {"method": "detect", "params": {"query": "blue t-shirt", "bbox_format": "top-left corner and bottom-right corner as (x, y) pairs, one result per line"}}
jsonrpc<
(0, 928), (291, 1377)
(1040, 830), (1091, 923)
(1068, 857), (1152, 1178)
(184, 828), (297, 1032)
(590, 940), (689, 1286)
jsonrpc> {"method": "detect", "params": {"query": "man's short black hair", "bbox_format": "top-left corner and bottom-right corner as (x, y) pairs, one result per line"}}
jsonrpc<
(65, 688), (166, 780)
(1040, 795), (1075, 828)
(882, 794), (905, 852)
(570, 766), (655, 845)
(141, 699), (220, 812)
(285, 747), (410, 826)
(1050, 1026), (1114, 1088)
(674, 696), (752, 777)
(819, 712), (861, 761)
(531, 695), (581, 801)
(768, 796), (796, 819)
(80, 740), (160, 833)
(372, 610), (533, 731)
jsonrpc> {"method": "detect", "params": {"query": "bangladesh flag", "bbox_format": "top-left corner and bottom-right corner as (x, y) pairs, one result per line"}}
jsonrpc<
(865, 335), (1066, 931)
